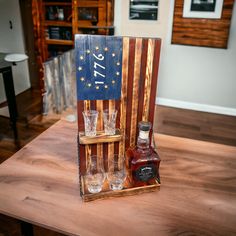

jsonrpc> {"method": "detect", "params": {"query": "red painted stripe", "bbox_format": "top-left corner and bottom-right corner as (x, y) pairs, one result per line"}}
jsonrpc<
(125, 38), (136, 150)
(102, 100), (109, 170)
(77, 101), (86, 176)
(77, 100), (84, 131)
(148, 39), (161, 136)
(114, 99), (121, 155)
(136, 38), (149, 139)
(90, 100), (97, 156)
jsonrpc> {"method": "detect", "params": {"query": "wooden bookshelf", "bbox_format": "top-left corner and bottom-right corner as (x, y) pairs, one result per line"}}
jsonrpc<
(46, 39), (73, 45)
(33, 0), (114, 62)
(44, 20), (72, 27)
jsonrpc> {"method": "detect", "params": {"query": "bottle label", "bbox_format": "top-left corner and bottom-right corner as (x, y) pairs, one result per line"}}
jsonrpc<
(139, 130), (149, 139)
(135, 164), (157, 182)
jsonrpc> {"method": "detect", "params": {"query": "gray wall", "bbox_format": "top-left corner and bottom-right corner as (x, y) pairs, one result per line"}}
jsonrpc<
(114, 0), (236, 116)
(0, 0), (30, 116)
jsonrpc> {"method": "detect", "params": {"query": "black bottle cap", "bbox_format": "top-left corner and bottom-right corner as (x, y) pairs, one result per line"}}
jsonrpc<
(138, 121), (151, 131)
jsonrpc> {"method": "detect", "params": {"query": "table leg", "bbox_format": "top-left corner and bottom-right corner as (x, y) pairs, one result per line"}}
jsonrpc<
(2, 67), (18, 141)
(21, 221), (34, 236)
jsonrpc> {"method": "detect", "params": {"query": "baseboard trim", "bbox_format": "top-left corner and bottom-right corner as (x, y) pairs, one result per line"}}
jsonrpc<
(156, 98), (236, 117)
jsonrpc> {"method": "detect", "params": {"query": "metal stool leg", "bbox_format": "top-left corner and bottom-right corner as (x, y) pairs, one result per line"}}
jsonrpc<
(2, 67), (18, 141)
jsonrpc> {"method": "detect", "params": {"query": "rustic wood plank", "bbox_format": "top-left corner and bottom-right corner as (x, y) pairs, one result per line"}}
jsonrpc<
(136, 38), (148, 133)
(142, 38), (155, 121)
(129, 38), (142, 147)
(82, 177), (160, 202)
(107, 100), (115, 161)
(96, 100), (103, 160)
(119, 37), (129, 156)
(125, 38), (136, 150)
(79, 129), (122, 144)
(148, 40), (161, 129)
(171, 0), (234, 48)
(0, 120), (236, 236)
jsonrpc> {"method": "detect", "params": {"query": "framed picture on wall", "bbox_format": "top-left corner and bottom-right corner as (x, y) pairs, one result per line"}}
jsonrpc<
(129, 0), (159, 20)
(183, 0), (224, 19)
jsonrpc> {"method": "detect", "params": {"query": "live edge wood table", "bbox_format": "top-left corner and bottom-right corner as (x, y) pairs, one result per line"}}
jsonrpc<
(0, 120), (236, 236)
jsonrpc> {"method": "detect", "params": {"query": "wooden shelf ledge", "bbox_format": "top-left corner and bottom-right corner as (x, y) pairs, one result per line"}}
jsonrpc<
(44, 2), (72, 6)
(79, 129), (122, 145)
(81, 176), (160, 202)
(46, 39), (74, 45)
(44, 21), (72, 27)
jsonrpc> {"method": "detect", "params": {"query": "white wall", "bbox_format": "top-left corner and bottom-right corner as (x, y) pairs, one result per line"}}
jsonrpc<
(0, 0), (30, 114)
(114, 0), (236, 116)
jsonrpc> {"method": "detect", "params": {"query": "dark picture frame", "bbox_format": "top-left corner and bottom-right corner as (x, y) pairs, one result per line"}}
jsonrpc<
(191, 0), (216, 12)
(172, 0), (234, 48)
(129, 0), (159, 20)
(183, 0), (224, 19)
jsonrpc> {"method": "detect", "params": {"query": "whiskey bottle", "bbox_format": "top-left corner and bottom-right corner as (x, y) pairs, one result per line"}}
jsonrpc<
(126, 121), (161, 187)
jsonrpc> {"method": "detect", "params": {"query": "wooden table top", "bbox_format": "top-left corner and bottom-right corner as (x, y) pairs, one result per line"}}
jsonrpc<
(0, 120), (236, 236)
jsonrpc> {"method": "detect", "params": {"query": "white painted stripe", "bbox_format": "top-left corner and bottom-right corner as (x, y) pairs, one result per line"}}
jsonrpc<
(95, 81), (104, 84)
(156, 97), (236, 117)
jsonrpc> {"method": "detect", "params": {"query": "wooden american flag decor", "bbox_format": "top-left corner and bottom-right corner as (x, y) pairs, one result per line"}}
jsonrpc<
(76, 35), (161, 201)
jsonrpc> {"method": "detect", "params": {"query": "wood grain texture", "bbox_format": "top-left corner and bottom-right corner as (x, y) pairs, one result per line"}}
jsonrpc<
(119, 37), (129, 158)
(154, 104), (236, 146)
(107, 100), (115, 163)
(142, 38), (155, 121)
(79, 129), (121, 144)
(0, 120), (236, 236)
(81, 176), (160, 202)
(129, 38), (142, 147)
(172, 0), (234, 48)
(96, 100), (103, 160)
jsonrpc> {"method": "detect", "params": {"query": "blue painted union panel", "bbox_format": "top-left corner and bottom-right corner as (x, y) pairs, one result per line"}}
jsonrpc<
(75, 35), (123, 100)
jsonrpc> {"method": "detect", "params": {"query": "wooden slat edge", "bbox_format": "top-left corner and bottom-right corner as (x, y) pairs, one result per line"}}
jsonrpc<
(119, 37), (130, 156)
(130, 38), (143, 147)
(82, 183), (160, 202)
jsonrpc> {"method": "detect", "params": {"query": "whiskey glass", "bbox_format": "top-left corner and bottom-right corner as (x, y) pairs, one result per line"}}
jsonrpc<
(82, 110), (98, 136)
(102, 109), (117, 135)
(85, 155), (105, 194)
(107, 155), (126, 191)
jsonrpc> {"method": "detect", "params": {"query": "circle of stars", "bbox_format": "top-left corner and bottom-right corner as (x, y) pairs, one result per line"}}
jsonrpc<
(78, 46), (121, 90)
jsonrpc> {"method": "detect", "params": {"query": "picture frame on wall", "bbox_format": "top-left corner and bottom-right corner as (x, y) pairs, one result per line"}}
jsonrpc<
(129, 0), (159, 20)
(183, 0), (224, 19)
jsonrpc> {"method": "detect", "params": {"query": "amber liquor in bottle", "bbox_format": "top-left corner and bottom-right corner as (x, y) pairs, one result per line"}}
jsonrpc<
(126, 121), (161, 187)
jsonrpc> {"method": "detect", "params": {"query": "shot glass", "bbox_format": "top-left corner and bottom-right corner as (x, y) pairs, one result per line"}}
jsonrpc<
(82, 110), (98, 137)
(102, 109), (117, 135)
(85, 155), (105, 194)
(107, 155), (126, 191)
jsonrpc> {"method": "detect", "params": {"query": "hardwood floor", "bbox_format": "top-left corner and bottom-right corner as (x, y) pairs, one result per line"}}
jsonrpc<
(154, 105), (236, 146)
(0, 89), (59, 164)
